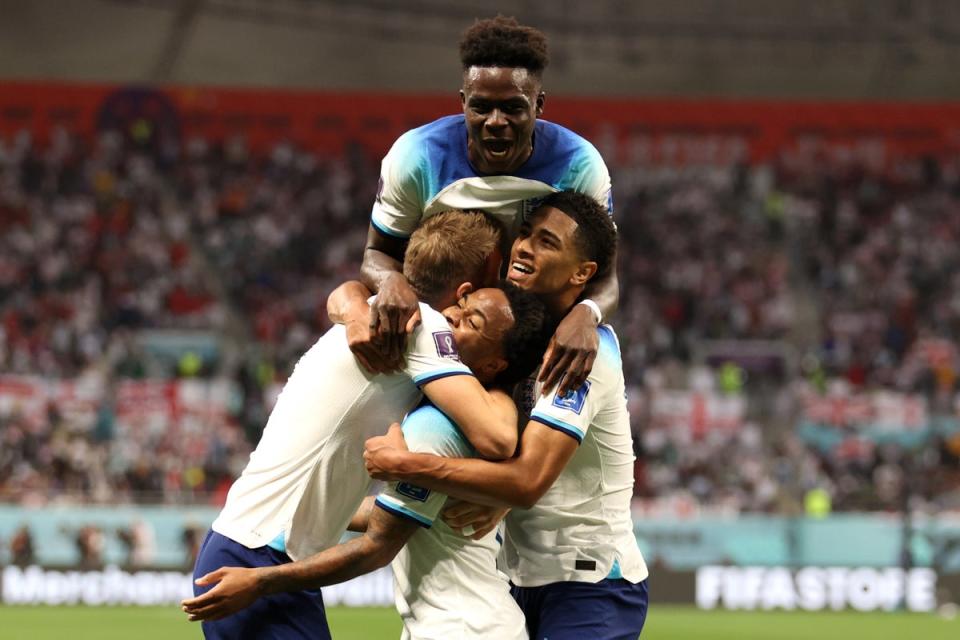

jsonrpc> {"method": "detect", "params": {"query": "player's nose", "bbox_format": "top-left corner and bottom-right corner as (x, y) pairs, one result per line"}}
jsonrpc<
(485, 109), (507, 128)
(514, 236), (534, 258)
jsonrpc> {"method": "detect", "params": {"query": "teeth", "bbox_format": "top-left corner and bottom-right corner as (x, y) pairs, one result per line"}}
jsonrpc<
(511, 262), (533, 274)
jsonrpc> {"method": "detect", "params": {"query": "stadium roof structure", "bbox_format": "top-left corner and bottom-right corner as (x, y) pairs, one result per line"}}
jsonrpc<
(2, 0), (960, 98)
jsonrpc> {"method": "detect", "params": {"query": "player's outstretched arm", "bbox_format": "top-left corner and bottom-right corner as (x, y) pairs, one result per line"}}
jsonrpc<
(361, 224), (421, 358)
(181, 506), (418, 622)
(365, 420), (578, 509)
(421, 380), (518, 460)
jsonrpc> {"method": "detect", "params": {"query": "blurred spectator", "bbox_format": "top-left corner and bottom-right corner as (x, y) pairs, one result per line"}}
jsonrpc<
(9, 524), (35, 566)
(64, 524), (105, 570)
(116, 518), (156, 567)
(181, 524), (205, 569)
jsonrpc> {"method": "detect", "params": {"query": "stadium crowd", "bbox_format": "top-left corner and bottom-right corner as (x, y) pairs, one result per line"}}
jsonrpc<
(1, 128), (959, 514)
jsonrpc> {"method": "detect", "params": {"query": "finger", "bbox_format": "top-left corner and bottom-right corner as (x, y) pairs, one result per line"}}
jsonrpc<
(376, 306), (393, 339)
(352, 348), (378, 375)
(404, 309), (422, 334)
(368, 304), (381, 331)
(359, 344), (393, 375)
(568, 350), (598, 393)
(392, 305), (411, 352)
(441, 502), (476, 519)
(181, 596), (208, 609)
(558, 353), (589, 396)
(540, 351), (575, 395)
(184, 585), (224, 609)
(386, 422), (404, 446)
(182, 592), (221, 614)
(187, 604), (228, 622)
(193, 570), (224, 587)
(381, 308), (398, 361)
(442, 512), (478, 529)
(471, 524), (496, 540)
(537, 340), (556, 382)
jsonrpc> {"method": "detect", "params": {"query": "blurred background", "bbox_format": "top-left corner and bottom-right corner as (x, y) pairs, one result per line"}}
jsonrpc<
(2, 0), (960, 636)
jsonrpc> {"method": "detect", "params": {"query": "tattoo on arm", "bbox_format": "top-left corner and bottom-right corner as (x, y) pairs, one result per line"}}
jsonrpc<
(258, 503), (420, 595)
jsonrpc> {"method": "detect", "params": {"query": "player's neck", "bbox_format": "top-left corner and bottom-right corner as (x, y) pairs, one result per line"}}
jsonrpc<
(545, 286), (584, 319)
(426, 288), (458, 311)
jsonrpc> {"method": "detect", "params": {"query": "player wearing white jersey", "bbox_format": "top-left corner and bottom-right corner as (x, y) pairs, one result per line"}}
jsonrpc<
(183, 287), (549, 637)
(365, 191), (650, 640)
(182, 212), (549, 639)
(361, 16), (620, 404)
(382, 406), (527, 640)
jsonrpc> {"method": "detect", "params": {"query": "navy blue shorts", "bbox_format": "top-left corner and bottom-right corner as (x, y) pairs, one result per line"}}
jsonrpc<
(512, 578), (649, 640)
(192, 530), (331, 640)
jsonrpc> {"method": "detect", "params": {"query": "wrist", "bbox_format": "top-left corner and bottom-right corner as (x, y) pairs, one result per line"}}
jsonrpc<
(577, 299), (602, 325)
(382, 271), (409, 290)
(256, 566), (280, 596)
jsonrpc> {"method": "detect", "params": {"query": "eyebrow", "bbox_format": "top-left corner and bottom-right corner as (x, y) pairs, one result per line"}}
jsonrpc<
(464, 294), (488, 324)
(467, 96), (530, 106)
(538, 228), (563, 244)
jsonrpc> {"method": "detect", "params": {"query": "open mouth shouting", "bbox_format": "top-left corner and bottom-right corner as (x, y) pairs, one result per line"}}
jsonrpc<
(483, 138), (514, 159)
(507, 260), (535, 284)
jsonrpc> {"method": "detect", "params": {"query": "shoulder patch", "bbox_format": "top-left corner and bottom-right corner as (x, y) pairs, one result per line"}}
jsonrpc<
(432, 331), (460, 360)
(552, 380), (591, 415)
(396, 482), (431, 502)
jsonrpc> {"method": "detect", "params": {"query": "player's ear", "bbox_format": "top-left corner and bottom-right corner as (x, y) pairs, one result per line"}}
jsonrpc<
(570, 261), (598, 287)
(536, 92), (545, 117)
(455, 282), (475, 298)
(460, 90), (467, 108)
(481, 356), (509, 380)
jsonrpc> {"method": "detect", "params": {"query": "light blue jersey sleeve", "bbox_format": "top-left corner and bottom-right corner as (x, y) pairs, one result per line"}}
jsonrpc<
(557, 139), (614, 215)
(529, 325), (621, 444)
(370, 129), (430, 239)
(375, 404), (475, 528)
(404, 303), (473, 387)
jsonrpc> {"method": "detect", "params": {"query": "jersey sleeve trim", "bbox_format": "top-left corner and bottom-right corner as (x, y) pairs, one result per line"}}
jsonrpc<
(370, 215), (412, 240)
(530, 412), (585, 444)
(374, 496), (433, 528)
(413, 369), (473, 387)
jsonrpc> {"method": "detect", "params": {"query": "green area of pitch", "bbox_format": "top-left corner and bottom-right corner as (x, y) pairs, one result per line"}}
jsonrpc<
(0, 605), (402, 639)
(0, 604), (957, 639)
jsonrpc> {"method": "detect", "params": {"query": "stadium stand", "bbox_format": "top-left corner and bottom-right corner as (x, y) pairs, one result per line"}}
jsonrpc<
(1, 125), (959, 516)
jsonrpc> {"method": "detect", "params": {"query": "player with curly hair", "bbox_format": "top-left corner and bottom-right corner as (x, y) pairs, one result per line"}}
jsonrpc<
(361, 15), (619, 402)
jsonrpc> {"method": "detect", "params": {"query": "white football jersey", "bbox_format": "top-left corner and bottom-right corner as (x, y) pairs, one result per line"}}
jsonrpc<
(502, 325), (649, 587)
(378, 404), (527, 640)
(212, 304), (471, 561)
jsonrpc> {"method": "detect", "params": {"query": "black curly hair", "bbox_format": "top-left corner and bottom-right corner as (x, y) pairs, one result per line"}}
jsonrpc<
(537, 191), (617, 280)
(459, 15), (549, 76)
(494, 281), (553, 389)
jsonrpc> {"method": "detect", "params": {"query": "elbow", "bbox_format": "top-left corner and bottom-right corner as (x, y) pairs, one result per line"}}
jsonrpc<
(365, 542), (401, 572)
(371, 548), (397, 571)
(515, 488), (542, 510)
(514, 475), (553, 510)
(515, 493), (538, 510)
(473, 434), (517, 461)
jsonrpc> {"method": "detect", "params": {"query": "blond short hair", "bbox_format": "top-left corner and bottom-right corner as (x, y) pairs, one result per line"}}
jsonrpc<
(403, 211), (502, 301)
